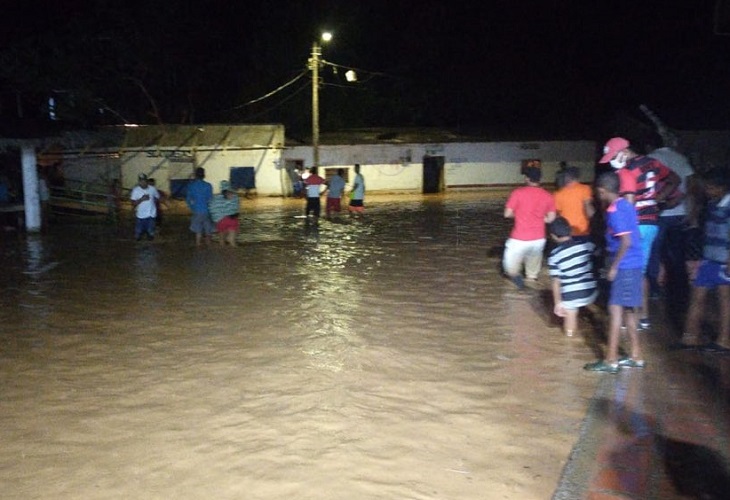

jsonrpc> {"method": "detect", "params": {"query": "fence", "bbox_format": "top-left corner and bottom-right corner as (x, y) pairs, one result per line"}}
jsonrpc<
(49, 180), (129, 216)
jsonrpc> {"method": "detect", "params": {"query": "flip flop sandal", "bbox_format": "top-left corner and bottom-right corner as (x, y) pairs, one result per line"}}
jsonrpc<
(618, 357), (646, 368)
(583, 360), (619, 374)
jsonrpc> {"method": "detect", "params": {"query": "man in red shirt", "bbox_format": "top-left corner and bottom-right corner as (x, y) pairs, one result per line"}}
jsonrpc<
(503, 167), (557, 289)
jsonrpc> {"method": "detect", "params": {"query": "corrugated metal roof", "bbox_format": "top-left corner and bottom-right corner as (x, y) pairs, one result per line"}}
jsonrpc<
(285, 127), (593, 146)
(120, 124), (285, 149)
(286, 127), (471, 146)
(33, 124), (285, 153)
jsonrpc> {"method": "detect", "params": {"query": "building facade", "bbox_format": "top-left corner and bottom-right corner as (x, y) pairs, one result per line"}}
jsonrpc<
(41, 125), (597, 197)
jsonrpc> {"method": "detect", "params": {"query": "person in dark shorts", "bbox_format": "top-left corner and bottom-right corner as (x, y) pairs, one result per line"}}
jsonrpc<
(678, 169), (730, 352)
(303, 167), (325, 223)
(585, 172), (645, 374)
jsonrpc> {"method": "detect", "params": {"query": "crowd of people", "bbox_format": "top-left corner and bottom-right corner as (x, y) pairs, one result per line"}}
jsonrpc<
(503, 137), (730, 374)
(130, 164), (367, 246)
(126, 146), (728, 372)
(300, 164), (366, 224)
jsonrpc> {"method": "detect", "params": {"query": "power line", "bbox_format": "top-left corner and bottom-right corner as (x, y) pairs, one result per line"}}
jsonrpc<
(322, 59), (397, 80)
(234, 80), (311, 121)
(228, 70), (308, 110)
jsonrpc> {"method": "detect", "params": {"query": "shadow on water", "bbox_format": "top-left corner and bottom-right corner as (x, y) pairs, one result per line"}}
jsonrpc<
(589, 395), (730, 500)
(688, 361), (730, 409)
(659, 434), (730, 500)
(528, 289), (561, 328)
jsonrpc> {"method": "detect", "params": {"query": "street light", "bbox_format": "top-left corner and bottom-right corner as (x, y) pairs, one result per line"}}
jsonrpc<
(309, 32), (332, 169)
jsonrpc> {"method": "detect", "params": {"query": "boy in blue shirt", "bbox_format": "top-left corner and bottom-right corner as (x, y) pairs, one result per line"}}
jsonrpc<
(679, 169), (730, 352)
(585, 172), (645, 373)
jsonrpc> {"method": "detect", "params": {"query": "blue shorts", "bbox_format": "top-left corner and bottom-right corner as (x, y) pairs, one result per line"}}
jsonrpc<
(190, 213), (214, 234)
(135, 217), (156, 239)
(639, 224), (658, 274)
(694, 260), (730, 288)
(609, 268), (643, 307)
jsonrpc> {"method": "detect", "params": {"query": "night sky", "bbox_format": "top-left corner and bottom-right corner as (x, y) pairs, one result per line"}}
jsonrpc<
(0, 0), (728, 140)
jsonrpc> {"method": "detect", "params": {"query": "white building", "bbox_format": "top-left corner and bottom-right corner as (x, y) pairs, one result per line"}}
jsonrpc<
(283, 129), (597, 194)
(42, 124), (286, 197)
(41, 125), (597, 197)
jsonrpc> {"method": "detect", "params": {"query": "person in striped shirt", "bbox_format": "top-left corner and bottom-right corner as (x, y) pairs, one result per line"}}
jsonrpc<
(679, 169), (730, 352)
(547, 217), (598, 337)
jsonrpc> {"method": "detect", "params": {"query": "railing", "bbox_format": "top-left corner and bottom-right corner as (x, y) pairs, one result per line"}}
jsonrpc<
(49, 181), (129, 215)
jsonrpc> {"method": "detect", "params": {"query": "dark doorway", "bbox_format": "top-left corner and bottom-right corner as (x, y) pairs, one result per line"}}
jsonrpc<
(285, 159), (304, 197)
(230, 166), (256, 190)
(423, 156), (444, 194)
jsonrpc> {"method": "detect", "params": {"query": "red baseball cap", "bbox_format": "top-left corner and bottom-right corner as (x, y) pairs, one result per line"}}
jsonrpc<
(599, 137), (630, 164)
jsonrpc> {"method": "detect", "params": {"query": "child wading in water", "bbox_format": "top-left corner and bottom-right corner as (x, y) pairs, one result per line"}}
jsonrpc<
(586, 171), (646, 374)
(547, 216), (598, 337)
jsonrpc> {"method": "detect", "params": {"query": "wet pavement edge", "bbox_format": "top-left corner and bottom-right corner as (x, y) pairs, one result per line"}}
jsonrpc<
(552, 377), (611, 500)
(552, 315), (730, 500)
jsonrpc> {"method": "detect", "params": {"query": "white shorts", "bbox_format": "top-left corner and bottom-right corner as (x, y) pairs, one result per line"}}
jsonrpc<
(503, 238), (546, 280)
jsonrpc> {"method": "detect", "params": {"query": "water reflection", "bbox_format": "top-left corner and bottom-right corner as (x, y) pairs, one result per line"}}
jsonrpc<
(22, 234), (59, 277)
(20, 235), (58, 326)
(0, 192), (601, 500)
(133, 244), (161, 290)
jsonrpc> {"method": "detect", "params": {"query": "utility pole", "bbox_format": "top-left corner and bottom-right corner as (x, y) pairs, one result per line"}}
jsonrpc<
(309, 41), (321, 169)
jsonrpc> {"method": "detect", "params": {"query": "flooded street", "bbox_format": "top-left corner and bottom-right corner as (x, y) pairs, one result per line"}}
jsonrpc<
(0, 192), (598, 499)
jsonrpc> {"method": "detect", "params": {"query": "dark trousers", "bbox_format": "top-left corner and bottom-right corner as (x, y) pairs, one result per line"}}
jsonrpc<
(305, 197), (321, 218)
(648, 215), (690, 328)
(648, 216), (687, 287)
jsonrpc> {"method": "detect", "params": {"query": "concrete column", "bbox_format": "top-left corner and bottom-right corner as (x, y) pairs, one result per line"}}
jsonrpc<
(21, 145), (41, 232)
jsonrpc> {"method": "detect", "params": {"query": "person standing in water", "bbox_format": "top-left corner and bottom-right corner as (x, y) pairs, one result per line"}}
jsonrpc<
(348, 164), (366, 215)
(209, 180), (240, 247)
(130, 173), (160, 241)
(502, 166), (556, 289)
(323, 168), (347, 219)
(303, 166), (325, 224)
(547, 216), (598, 337)
(185, 167), (214, 246)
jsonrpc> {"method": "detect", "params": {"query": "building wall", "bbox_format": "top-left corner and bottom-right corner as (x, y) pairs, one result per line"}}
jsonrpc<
(283, 140), (596, 194)
(120, 148), (283, 195)
(56, 136), (597, 198)
(61, 155), (121, 187)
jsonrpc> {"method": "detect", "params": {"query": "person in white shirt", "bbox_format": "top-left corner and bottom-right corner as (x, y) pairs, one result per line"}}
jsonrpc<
(130, 173), (160, 241)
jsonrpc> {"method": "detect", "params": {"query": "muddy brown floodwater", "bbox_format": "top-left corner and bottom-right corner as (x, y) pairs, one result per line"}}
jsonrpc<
(0, 191), (598, 499)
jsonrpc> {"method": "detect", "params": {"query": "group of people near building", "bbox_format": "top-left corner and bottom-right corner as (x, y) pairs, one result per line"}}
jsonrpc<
(130, 164), (366, 245)
(503, 137), (730, 374)
(300, 164), (366, 224)
(130, 167), (240, 247)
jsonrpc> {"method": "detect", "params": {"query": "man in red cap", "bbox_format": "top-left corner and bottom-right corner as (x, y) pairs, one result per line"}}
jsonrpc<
(599, 137), (681, 329)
